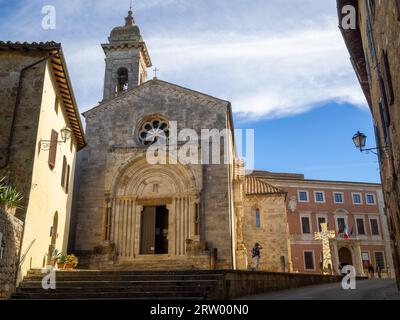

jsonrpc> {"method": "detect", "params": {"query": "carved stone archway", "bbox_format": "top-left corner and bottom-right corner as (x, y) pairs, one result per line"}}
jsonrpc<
(108, 157), (199, 261)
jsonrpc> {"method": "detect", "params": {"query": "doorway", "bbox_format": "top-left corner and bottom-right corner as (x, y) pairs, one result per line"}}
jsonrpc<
(338, 247), (353, 267)
(140, 206), (169, 255)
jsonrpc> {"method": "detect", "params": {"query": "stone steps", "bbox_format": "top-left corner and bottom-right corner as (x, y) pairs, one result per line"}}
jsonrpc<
(13, 270), (224, 300)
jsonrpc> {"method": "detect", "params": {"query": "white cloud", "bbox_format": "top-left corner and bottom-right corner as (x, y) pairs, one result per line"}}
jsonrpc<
(0, 0), (366, 120)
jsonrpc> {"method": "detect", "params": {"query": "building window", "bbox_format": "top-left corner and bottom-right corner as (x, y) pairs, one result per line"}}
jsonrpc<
(48, 129), (58, 170)
(375, 252), (385, 269)
(317, 216), (326, 233)
(366, 18), (377, 63)
(381, 50), (394, 106)
(116, 67), (129, 93)
(61, 156), (67, 189)
(301, 216), (311, 234)
(352, 193), (362, 204)
(298, 191), (308, 202)
(370, 218), (380, 236)
(366, 194), (376, 205)
(314, 192), (325, 203)
(334, 192), (344, 204)
(337, 218), (346, 234)
(396, 0), (400, 21)
(255, 209), (261, 228)
(138, 117), (169, 146)
(356, 218), (366, 235)
(304, 251), (315, 270)
(65, 164), (70, 194)
(194, 203), (200, 236)
(54, 96), (59, 114)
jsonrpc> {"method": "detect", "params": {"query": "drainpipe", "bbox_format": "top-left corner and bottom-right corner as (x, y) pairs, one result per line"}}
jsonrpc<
(1, 51), (60, 170)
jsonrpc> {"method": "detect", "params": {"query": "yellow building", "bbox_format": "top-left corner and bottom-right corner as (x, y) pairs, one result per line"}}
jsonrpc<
(0, 42), (85, 287)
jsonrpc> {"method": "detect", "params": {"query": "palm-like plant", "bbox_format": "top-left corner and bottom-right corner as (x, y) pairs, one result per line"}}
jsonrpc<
(0, 185), (23, 210)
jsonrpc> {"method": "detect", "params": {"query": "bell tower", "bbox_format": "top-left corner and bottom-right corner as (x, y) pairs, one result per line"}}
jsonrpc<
(101, 8), (152, 101)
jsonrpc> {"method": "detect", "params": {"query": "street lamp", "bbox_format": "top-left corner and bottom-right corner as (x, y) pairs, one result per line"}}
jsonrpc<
(39, 126), (73, 151)
(352, 131), (388, 154)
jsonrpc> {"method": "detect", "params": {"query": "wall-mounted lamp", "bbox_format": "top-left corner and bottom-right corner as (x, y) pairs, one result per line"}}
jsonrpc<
(352, 131), (388, 155)
(39, 127), (72, 151)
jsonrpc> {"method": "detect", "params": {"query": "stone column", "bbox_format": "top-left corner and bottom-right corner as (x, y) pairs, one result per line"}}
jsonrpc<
(354, 242), (365, 277)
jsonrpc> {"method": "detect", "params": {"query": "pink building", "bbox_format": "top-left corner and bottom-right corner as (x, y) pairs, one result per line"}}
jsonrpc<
(254, 171), (395, 278)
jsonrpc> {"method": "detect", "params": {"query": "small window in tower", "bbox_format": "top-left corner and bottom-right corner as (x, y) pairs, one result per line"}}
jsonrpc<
(116, 67), (129, 94)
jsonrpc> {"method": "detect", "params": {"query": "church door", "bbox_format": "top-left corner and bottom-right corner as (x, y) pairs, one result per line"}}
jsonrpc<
(140, 206), (169, 255)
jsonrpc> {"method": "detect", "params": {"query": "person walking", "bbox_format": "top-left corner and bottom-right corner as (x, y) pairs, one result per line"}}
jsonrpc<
(251, 243), (263, 271)
(376, 263), (382, 279)
(368, 264), (375, 279)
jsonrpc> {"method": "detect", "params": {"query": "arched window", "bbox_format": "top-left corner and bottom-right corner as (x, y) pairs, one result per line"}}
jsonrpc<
(255, 209), (261, 228)
(116, 67), (129, 93)
(138, 117), (169, 146)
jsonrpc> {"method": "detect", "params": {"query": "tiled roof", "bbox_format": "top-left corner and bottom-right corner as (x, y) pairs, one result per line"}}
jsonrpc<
(0, 41), (85, 149)
(0, 41), (61, 51)
(245, 176), (284, 196)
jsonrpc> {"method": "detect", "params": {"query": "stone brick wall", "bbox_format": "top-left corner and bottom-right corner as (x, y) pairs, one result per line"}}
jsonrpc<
(0, 50), (47, 221)
(74, 80), (235, 266)
(0, 208), (23, 299)
(355, 0), (400, 286)
(243, 195), (292, 272)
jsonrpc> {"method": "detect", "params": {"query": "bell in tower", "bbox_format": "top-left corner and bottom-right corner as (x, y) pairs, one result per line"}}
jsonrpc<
(101, 8), (152, 102)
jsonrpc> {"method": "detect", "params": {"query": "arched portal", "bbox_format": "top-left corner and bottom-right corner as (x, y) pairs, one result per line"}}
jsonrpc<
(108, 157), (199, 261)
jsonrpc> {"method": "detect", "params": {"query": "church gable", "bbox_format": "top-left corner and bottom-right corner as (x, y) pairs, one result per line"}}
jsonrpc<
(83, 79), (230, 120)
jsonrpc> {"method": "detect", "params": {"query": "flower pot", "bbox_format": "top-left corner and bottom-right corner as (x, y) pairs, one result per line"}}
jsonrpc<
(65, 264), (75, 270)
(47, 259), (58, 267)
(57, 263), (66, 269)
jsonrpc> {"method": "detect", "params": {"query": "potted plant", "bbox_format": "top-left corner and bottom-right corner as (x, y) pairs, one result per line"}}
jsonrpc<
(57, 254), (68, 269)
(64, 254), (79, 269)
(0, 184), (23, 216)
(48, 249), (61, 267)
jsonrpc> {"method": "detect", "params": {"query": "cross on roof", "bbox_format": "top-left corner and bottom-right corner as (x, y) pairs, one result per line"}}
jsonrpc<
(153, 67), (160, 79)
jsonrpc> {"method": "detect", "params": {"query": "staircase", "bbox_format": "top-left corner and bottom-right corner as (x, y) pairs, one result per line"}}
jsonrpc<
(12, 269), (224, 300)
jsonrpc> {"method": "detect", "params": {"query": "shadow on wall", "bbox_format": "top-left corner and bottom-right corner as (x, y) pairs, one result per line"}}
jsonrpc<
(0, 209), (23, 299)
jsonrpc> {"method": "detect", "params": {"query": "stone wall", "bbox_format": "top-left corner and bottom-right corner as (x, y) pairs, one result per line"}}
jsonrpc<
(243, 194), (292, 272)
(355, 0), (400, 287)
(0, 208), (23, 299)
(74, 80), (235, 267)
(211, 270), (363, 299)
(0, 50), (47, 221)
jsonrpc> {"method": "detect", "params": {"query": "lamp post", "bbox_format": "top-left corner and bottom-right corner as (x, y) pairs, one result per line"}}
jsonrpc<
(39, 127), (72, 151)
(352, 131), (388, 155)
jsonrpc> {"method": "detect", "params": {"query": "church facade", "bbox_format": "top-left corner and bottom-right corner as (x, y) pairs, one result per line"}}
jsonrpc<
(72, 10), (292, 272)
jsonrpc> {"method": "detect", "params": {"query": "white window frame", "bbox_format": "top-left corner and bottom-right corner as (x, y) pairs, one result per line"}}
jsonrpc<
(303, 250), (316, 271)
(365, 193), (376, 205)
(369, 216), (381, 238)
(298, 190), (309, 203)
(333, 192), (344, 204)
(314, 191), (326, 203)
(316, 213), (328, 233)
(300, 213), (312, 235)
(354, 215), (367, 238)
(352, 192), (363, 205)
(335, 215), (348, 234)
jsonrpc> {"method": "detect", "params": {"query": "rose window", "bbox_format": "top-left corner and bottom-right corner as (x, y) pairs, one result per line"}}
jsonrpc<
(138, 119), (169, 146)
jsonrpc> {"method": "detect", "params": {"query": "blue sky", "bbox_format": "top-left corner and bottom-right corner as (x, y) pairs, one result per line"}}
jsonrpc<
(0, 0), (380, 182)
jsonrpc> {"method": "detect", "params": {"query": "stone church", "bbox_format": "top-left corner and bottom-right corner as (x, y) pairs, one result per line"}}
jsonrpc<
(72, 9), (291, 272)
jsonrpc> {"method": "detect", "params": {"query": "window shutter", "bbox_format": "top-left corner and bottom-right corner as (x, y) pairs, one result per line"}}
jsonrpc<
(65, 164), (70, 194)
(48, 130), (58, 169)
(61, 156), (67, 188)
(381, 50), (394, 106)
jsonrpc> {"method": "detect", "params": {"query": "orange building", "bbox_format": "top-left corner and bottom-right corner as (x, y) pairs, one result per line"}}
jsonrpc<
(254, 171), (395, 278)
